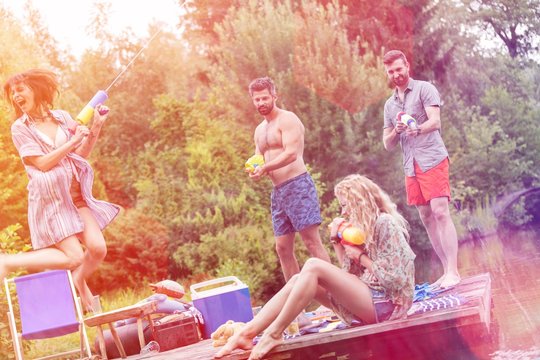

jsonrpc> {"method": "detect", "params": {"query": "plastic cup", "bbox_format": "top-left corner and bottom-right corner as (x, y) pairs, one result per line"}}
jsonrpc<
(284, 317), (300, 338)
(140, 340), (160, 355)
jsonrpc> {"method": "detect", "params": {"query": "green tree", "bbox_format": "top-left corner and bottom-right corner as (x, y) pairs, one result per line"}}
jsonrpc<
(22, 1), (73, 70)
(90, 209), (170, 293)
(0, 224), (30, 360)
(73, 17), (206, 206)
(0, 7), (47, 76)
(292, 0), (387, 113)
(443, 56), (540, 209)
(206, 0), (390, 185)
(0, 7), (54, 241)
(173, 225), (282, 303)
(183, 0), (238, 45)
(463, 0), (540, 58)
(0, 123), (28, 235)
(321, 0), (417, 55)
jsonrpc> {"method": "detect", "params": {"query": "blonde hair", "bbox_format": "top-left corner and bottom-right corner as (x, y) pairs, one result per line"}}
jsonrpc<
(334, 174), (409, 242)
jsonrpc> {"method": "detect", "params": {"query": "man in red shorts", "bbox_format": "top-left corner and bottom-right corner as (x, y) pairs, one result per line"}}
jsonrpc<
(381, 50), (460, 289)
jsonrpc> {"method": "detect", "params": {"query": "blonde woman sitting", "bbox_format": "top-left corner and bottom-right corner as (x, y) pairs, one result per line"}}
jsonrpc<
(215, 174), (416, 360)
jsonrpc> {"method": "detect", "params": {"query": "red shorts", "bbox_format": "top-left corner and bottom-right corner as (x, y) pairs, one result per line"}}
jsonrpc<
(405, 158), (451, 206)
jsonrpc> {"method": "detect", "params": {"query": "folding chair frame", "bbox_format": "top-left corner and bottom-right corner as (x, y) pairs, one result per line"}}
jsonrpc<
(4, 270), (92, 360)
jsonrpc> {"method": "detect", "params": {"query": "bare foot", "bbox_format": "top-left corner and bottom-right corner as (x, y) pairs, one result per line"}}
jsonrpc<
(72, 274), (94, 312)
(429, 275), (445, 289)
(214, 331), (254, 358)
(439, 273), (461, 289)
(248, 332), (283, 360)
(82, 282), (97, 312)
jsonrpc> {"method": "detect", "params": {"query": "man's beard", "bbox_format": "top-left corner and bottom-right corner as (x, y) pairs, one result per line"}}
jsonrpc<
(258, 103), (273, 115)
(390, 74), (408, 88)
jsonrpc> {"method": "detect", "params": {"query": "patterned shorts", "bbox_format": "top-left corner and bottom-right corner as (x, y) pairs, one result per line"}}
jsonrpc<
(270, 172), (322, 236)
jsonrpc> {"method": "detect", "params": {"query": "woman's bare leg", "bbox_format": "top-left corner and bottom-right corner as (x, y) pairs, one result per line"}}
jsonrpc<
(72, 207), (107, 310)
(215, 275), (309, 358)
(0, 236), (84, 282)
(249, 258), (375, 360)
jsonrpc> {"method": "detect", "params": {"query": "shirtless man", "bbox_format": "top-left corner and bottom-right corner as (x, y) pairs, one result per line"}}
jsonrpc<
(247, 77), (330, 280)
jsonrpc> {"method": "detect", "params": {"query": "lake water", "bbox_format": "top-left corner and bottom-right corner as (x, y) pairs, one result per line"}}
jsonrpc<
(431, 227), (540, 359)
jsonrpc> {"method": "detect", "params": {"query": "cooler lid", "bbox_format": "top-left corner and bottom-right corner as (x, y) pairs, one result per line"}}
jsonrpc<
(190, 276), (248, 299)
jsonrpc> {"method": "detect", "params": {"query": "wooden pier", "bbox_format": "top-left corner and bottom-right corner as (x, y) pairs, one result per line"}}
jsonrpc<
(116, 272), (495, 360)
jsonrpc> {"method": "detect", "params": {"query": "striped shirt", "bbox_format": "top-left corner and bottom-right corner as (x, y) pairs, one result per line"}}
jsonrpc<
(11, 110), (120, 250)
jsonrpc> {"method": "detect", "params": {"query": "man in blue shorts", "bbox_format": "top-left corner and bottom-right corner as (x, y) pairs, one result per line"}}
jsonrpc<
(247, 76), (331, 280)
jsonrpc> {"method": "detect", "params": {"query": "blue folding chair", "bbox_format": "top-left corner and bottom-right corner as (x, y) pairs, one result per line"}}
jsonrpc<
(4, 270), (92, 360)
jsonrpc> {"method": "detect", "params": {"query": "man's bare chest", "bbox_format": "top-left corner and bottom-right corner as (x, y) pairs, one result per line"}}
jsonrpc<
(258, 122), (282, 153)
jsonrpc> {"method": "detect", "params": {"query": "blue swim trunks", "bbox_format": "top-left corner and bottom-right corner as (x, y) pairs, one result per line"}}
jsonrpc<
(270, 172), (322, 236)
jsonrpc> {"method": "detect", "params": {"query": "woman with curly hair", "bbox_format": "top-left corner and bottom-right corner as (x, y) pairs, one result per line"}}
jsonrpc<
(1, 69), (119, 312)
(215, 174), (416, 360)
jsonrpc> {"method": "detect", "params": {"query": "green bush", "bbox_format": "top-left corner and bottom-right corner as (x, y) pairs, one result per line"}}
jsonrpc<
(0, 224), (28, 360)
(452, 196), (499, 242)
(173, 224), (284, 304)
(89, 209), (170, 293)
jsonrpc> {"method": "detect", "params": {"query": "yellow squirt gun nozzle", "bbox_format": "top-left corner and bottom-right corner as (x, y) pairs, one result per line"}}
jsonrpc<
(76, 90), (108, 125)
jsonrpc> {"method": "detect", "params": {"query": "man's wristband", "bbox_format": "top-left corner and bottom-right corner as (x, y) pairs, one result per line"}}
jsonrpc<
(330, 235), (339, 244)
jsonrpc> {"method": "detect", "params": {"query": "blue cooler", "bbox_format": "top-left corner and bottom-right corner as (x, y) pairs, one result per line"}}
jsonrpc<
(190, 276), (253, 339)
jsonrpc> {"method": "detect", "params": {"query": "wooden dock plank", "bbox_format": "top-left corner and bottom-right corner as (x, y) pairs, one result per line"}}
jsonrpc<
(121, 273), (493, 360)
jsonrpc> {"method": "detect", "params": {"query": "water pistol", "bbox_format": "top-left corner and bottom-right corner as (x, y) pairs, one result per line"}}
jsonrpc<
(397, 111), (418, 131)
(76, 90), (109, 125)
(336, 222), (365, 246)
(245, 154), (265, 173)
(73, 1), (195, 126)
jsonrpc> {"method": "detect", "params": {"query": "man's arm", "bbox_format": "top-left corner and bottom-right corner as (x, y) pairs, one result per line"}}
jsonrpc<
(382, 102), (406, 151)
(406, 105), (441, 137)
(253, 123), (263, 155)
(383, 126), (402, 151)
(417, 106), (441, 134)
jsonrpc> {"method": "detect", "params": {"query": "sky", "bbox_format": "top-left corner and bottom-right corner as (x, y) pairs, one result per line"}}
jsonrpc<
(2, 0), (184, 57)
